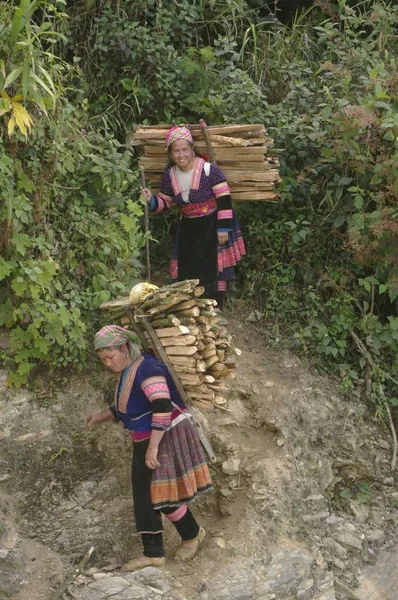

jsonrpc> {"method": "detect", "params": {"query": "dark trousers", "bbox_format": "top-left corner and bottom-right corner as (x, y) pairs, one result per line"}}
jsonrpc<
(132, 440), (200, 557)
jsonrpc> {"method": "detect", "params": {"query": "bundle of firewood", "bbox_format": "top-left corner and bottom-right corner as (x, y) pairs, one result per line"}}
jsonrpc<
(99, 280), (239, 411)
(127, 123), (281, 203)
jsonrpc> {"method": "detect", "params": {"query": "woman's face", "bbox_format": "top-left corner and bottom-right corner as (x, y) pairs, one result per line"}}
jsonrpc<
(98, 346), (129, 373)
(170, 139), (195, 170)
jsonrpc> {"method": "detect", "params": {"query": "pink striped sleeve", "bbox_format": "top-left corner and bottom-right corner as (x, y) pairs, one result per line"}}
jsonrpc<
(141, 376), (171, 401)
(218, 209), (233, 220)
(155, 192), (173, 213)
(212, 181), (230, 198)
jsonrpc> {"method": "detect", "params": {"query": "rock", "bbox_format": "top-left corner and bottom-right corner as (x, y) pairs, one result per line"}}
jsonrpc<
(199, 560), (255, 600)
(365, 528), (385, 542)
(0, 474), (10, 482)
(319, 463), (334, 491)
(263, 381), (275, 388)
(258, 545), (314, 598)
(214, 537), (226, 549)
(277, 438), (286, 447)
(222, 457), (241, 476)
(323, 538), (347, 560)
(332, 558), (345, 570)
(297, 578), (314, 599)
(302, 512), (329, 523)
(349, 500), (369, 523)
(14, 432), (37, 442)
(124, 567), (173, 593)
(335, 531), (363, 551)
(313, 591), (336, 600)
(89, 575), (129, 594)
(383, 477), (394, 486)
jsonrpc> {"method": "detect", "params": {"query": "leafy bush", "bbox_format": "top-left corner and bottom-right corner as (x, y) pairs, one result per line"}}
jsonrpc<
(0, 1), (144, 385)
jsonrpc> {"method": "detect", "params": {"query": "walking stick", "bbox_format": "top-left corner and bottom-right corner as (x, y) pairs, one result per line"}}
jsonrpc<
(199, 119), (217, 165)
(140, 167), (151, 283)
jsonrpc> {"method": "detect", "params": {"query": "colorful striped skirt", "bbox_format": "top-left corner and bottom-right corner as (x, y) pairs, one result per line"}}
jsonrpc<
(132, 417), (212, 534)
(151, 417), (212, 510)
(170, 211), (246, 293)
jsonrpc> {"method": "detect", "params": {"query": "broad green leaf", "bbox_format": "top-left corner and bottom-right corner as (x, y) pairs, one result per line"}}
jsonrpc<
(31, 72), (55, 97)
(4, 66), (23, 89)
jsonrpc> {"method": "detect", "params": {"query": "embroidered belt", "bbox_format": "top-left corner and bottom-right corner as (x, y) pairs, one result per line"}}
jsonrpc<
(179, 197), (217, 218)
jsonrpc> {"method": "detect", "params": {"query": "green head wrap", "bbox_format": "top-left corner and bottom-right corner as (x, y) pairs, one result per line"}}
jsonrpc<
(94, 325), (141, 359)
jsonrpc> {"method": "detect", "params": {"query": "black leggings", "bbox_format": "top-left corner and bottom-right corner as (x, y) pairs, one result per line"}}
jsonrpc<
(142, 507), (200, 557)
(132, 440), (199, 557)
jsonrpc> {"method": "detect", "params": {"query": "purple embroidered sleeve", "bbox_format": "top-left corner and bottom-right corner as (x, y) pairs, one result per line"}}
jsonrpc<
(152, 169), (174, 213)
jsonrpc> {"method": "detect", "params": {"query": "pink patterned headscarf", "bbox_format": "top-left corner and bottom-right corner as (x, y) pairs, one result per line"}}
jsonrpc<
(165, 126), (194, 148)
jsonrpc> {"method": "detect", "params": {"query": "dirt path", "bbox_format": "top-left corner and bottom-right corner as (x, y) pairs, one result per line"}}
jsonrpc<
(1, 313), (397, 600)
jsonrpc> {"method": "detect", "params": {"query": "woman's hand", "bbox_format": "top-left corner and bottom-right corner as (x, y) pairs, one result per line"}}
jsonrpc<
(86, 413), (102, 428)
(86, 409), (114, 428)
(217, 231), (229, 245)
(141, 187), (153, 204)
(145, 445), (161, 469)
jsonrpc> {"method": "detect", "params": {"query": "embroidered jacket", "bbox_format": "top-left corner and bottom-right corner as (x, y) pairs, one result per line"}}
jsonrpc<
(149, 159), (234, 232)
(110, 354), (187, 442)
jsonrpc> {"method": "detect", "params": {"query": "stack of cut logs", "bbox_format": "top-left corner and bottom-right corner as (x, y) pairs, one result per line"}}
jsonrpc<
(127, 123), (281, 203)
(99, 280), (238, 411)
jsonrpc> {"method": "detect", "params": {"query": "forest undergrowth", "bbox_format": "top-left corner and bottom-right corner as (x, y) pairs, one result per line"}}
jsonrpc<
(0, 0), (397, 441)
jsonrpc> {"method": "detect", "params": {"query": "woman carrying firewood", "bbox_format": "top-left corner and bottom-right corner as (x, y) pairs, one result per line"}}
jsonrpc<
(86, 325), (211, 570)
(141, 126), (245, 309)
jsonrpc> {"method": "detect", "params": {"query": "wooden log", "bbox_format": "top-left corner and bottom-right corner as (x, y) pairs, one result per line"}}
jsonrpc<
(203, 330), (216, 338)
(203, 374), (216, 384)
(214, 395), (228, 405)
(201, 347), (217, 359)
(197, 340), (205, 351)
(173, 307), (200, 318)
(169, 356), (196, 367)
(205, 355), (219, 368)
(193, 285), (205, 297)
(178, 317), (197, 326)
(188, 326), (200, 337)
(190, 124), (265, 135)
(217, 349), (226, 362)
(208, 362), (227, 372)
(179, 373), (203, 386)
(99, 297), (131, 311)
(143, 144), (270, 156)
(232, 191), (279, 201)
(154, 325), (190, 337)
(207, 383), (229, 391)
(196, 360), (207, 373)
(197, 316), (211, 325)
(165, 345), (198, 356)
(160, 335), (197, 347)
(138, 316), (216, 462)
(225, 171), (280, 183)
(150, 315), (181, 328)
(172, 299), (198, 312)
(173, 365), (198, 375)
(191, 399), (215, 411)
(145, 294), (191, 316)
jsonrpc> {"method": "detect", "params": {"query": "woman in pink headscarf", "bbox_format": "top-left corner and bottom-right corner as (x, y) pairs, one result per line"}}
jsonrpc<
(141, 126), (245, 308)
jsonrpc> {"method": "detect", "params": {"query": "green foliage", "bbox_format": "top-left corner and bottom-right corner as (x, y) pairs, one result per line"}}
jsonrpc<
(235, 1), (398, 414)
(1, 0), (398, 422)
(0, 2), (144, 385)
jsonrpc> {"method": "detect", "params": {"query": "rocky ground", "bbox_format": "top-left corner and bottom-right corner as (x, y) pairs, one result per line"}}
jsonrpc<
(0, 315), (397, 600)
